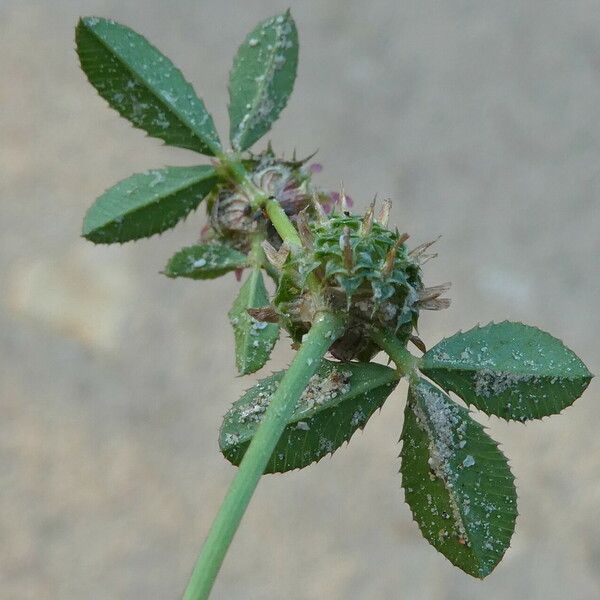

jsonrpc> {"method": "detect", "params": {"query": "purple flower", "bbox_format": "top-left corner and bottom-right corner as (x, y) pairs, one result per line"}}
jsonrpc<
(321, 191), (354, 214)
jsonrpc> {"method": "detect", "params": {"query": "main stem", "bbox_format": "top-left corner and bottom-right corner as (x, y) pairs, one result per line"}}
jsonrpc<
(183, 312), (344, 600)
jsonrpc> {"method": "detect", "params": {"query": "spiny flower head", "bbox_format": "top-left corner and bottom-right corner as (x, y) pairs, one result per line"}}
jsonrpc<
(267, 200), (450, 361)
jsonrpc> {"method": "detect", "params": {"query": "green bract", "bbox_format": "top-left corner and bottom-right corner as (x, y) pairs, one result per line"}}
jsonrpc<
(76, 10), (593, 597)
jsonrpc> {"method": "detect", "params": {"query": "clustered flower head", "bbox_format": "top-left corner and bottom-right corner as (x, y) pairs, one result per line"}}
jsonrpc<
(202, 147), (349, 255)
(262, 196), (451, 361)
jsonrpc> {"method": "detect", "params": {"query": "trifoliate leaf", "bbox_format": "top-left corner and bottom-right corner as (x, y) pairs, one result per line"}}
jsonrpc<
(220, 360), (398, 473)
(164, 243), (248, 280)
(228, 11), (298, 151)
(229, 268), (279, 375)
(76, 17), (221, 154)
(82, 165), (218, 243)
(420, 322), (592, 421)
(401, 379), (517, 578)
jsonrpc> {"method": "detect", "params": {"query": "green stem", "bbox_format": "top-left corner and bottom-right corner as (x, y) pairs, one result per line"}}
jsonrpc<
(370, 327), (420, 382)
(263, 197), (302, 246)
(183, 311), (344, 600)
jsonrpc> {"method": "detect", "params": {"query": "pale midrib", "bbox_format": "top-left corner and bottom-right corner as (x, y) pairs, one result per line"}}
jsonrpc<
(412, 398), (474, 558)
(232, 22), (285, 148)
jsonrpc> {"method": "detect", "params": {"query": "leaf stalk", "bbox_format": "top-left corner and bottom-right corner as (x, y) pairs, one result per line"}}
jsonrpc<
(370, 327), (420, 382)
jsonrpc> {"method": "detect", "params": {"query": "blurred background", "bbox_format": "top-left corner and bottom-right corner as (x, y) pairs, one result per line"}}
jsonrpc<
(2, 1), (600, 598)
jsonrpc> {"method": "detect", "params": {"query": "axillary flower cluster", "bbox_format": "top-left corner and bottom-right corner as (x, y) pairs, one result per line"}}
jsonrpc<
(202, 147), (450, 363)
(264, 196), (449, 361)
(204, 151), (318, 251)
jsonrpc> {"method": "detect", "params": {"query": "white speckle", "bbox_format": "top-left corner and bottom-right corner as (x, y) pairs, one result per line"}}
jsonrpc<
(192, 258), (206, 268)
(473, 369), (534, 398)
(160, 90), (178, 104)
(231, 14), (294, 149)
(462, 455), (475, 468)
(153, 111), (169, 130)
(296, 421), (310, 431)
(148, 170), (165, 188)
(351, 409), (366, 427)
(224, 433), (239, 445)
(299, 368), (352, 409)
(319, 436), (334, 453)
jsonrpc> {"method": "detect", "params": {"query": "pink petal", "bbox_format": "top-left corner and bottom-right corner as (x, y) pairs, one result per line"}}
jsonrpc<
(329, 191), (354, 208)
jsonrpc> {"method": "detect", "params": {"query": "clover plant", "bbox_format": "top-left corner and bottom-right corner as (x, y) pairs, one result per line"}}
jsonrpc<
(75, 12), (592, 599)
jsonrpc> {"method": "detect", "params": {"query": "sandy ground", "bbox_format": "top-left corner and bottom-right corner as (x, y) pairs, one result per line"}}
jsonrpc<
(2, 1), (600, 598)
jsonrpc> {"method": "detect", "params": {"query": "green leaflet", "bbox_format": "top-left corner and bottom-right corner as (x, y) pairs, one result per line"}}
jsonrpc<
(420, 321), (592, 421)
(164, 243), (248, 280)
(82, 165), (218, 243)
(401, 379), (517, 578)
(76, 17), (221, 155)
(228, 268), (279, 375)
(220, 360), (398, 473)
(228, 11), (298, 151)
